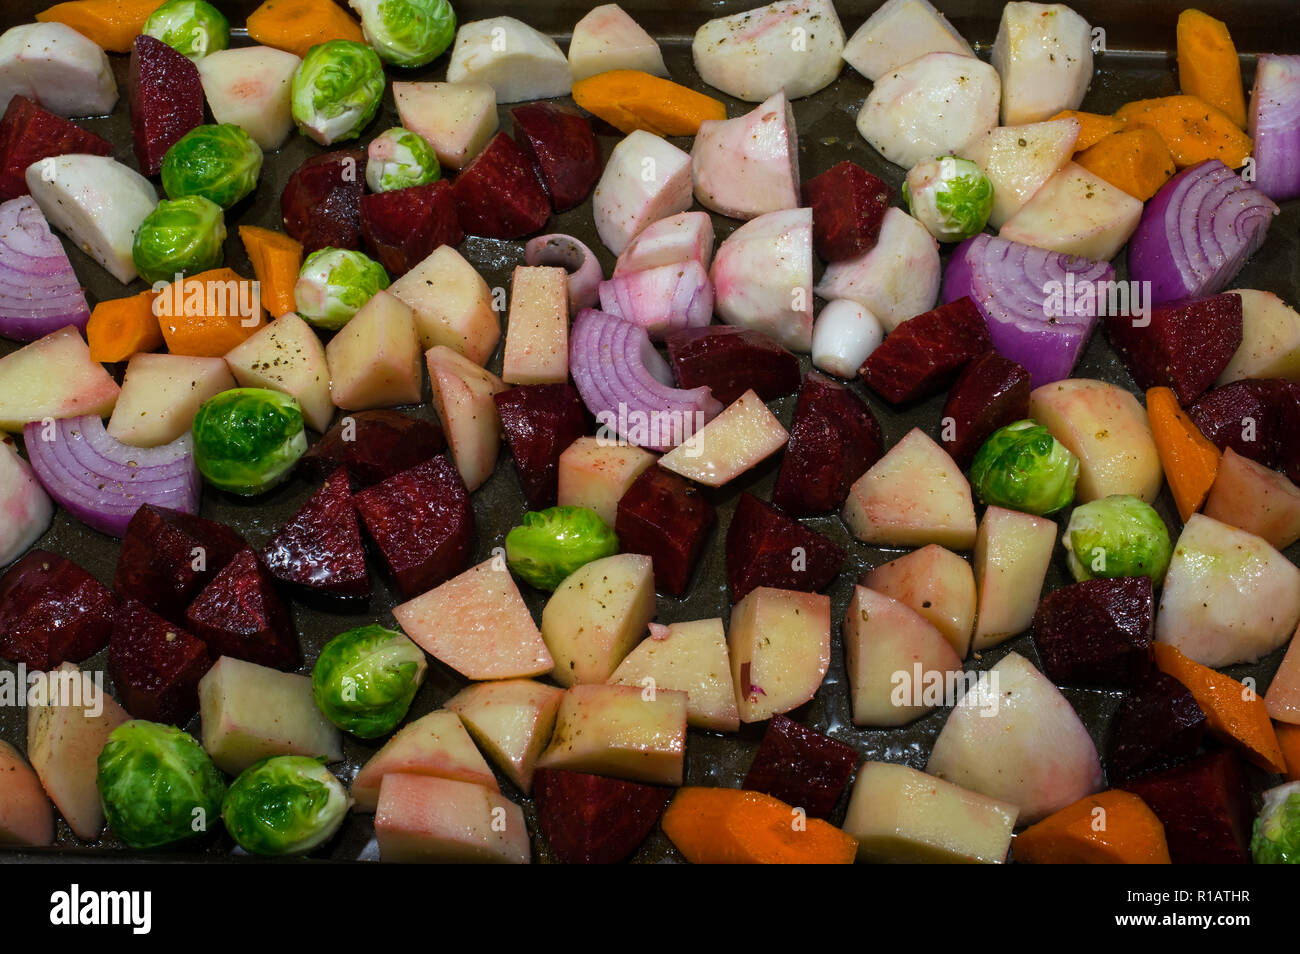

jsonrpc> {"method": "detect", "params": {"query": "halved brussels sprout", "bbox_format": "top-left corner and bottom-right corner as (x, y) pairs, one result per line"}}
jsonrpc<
(349, 0), (457, 68)
(1063, 494), (1173, 583)
(291, 39), (386, 145)
(506, 505), (620, 591)
(312, 624), (427, 738)
(366, 126), (441, 192)
(1251, 781), (1300, 865)
(970, 419), (1079, 516)
(96, 721), (227, 850)
(143, 0), (230, 59)
(222, 756), (349, 856)
(903, 156), (994, 243)
(192, 388), (307, 495)
(131, 195), (226, 285)
(161, 124), (263, 209)
(294, 247), (389, 330)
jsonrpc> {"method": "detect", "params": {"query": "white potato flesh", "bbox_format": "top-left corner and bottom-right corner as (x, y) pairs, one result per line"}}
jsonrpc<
(351, 709), (498, 812)
(710, 207), (814, 352)
(862, 544), (976, 658)
(1202, 448), (1300, 551)
(0, 739), (53, 847)
(992, 1), (1094, 125)
(25, 154), (157, 285)
(556, 436), (656, 525)
(842, 0), (974, 82)
(1217, 289), (1300, 384)
(1264, 633), (1300, 725)
(376, 775), (529, 864)
(107, 353), (235, 448)
(426, 345), (506, 492)
(926, 652), (1103, 824)
(0, 326), (120, 431)
(961, 118), (1081, 229)
(0, 23), (116, 119)
(614, 211), (715, 276)
(811, 299), (884, 378)
(692, 0), (844, 102)
(445, 17), (571, 104)
(692, 91), (799, 220)
(388, 245), (500, 365)
(658, 390), (788, 487)
(393, 81), (498, 170)
(196, 46), (301, 151)
(1155, 514), (1300, 668)
(728, 586), (830, 723)
(856, 52), (1000, 170)
(569, 4), (667, 81)
(325, 290), (423, 411)
(970, 506), (1057, 651)
(541, 553), (656, 686)
(999, 161), (1142, 261)
(593, 130), (693, 255)
(224, 312), (334, 433)
(609, 619), (740, 733)
(536, 684), (687, 786)
(503, 265), (568, 385)
(0, 437), (51, 567)
(446, 679), (565, 794)
(814, 207), (940, 333)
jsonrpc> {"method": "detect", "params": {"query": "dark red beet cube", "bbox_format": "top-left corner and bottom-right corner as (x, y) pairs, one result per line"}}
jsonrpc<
(1107, 671), (1206, 784)
(127, 35), (204, 177)
(772, 372), (884, 515)
(726, 493), (844, 603)
(743, 714), (858, 819)
(1033, 577), (1155, 687)
(802, 161), (891, 262)
(664, 325), (800, 405)
(282, 149), (368, 254)
(533, 768), (670, 864)
(1105, 293), (1243, 405)
(0, 550), (115, 669)
(861, 297), (992, 404)
(510, 102), (601, 212)
(354, 455), (475, 598)
(114, 506), (247, 624)
(184, 549), (299, 670)
(615, 465), (715, 597)
(1121, 749), (1252, 864)
(493, 383), (588, 510)
(300, 409), (445, 488)
(1189, 378), (1300, 484)
(360, 180), (463, 277)
(940, 351), (1032, 468)
(260, 469), (369, 598)
(108, 599), (211, 725)
(450, 132), (551, 239)
(0, 96), (112, 201)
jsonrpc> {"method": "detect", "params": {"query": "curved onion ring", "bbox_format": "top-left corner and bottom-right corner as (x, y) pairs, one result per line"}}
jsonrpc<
(0, 196), (90, 342)
(524, 233), (603, 314)
(597, 260), (713, 340)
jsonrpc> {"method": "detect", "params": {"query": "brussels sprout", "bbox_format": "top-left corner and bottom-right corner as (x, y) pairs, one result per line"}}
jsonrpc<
(291, 40), (386, 145)
(131, 195), (226, 285)
(970, 419), (1079, 516)
(903, 156), (994, 243)
(96, 721), (227, 850)
(192, 388), (308, 495)
(349, 0), (457, 68)
(221, 756), (349, 856)
(1252, 781), (1300, 864)
(506, 505), (620, 591)
(1063, 494), (1174, 583)
(160, 124), (263, 209)
(365, 126), (441, 192)
(312, 624), (427, 738)
(294, 247), (389, 330)
(143, 0), (230, 59)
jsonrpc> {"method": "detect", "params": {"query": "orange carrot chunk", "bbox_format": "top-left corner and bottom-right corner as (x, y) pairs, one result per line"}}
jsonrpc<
(238, 225), (303, 320)
(661, 787), (857, 864)
(1076, 128), (1176, 201)
(1015, 790), (1172, 864)
(246, 0), (364, 60)
(572, 70), (728, 137)
(1146, 386), (1220, 522)
(35, 0), (165, 53)
(86, 290), (163, 363)
(1176, 9), (1248, 129)
(1277, 723), (1300, 782)
(1113, 95), (1252, 169)
(155, 268), (266, 358)
(1052, 109), (1127, 152)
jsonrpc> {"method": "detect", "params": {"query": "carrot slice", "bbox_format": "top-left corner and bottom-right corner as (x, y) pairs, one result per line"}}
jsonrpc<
(1052, 110), (1126, 152)
(660, 787), (857, 864)
(246, 0), (364, 60)
(1075, 128), (1176, 201)
(86, 290), (163, 363)
(1113, 95), (1252, 169)
(1277, 723), (1300, 782)
(35, 0), (165, 53)
(1176, 10), (1248, 129)
(1152, 642), (1287, 773)
(238, 225), (303, 320)
(572, 70), (727, 137)
(154, 268), (266, 358)
(1014, 790), (1171, 864)
(1146, 386), (1220, 522)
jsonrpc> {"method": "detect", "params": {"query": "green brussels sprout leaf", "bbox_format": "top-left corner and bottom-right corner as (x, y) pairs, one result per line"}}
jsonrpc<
(903, 156), (994, 243)
(294, 247), (389, 330)
(143, 0), (230, 59)
(161, 124), (263, 209)
(1064, 494), (1174, 583)
(192, 387), (307, 495)
(311, 624), (427, 738)
(131, 195), (226, 285)
(349, 0), (457, 68)
(505, 505), (620, 591)
(291, 40), (386, 145)
(365, 126), (441, 193)
(970, 419), (1079, 516)
(222, 756), (349, 856)
(1251, 782), (1300, 864)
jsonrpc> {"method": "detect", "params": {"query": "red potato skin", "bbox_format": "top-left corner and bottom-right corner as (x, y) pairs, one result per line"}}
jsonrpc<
(802, 161), (891, 262)
(1107, 671), (1207, 784)
(742, 714), (857, 819)
(510, 102), (602, 213)
(0, 550), (115, 670)
(450, 132), (551, 239)
(533, 768), (671, 864)
(860, 297), (993, 405)
(1105, 293), (1243, 405)
(360, 180), (463, 277)
(1032, 577), (1155, 688)
(108, 599), (212, 725)
(615, 465), (716, 597)
(940, 351), (1032, 468)
(725, 493), (845, 603)
(1188, 378), (1300, 484)
(281, 149), (368, 254)
(493, 384), (590, 511)
(260, 468), (370, 599)
(664, 326), (800, 405)
(128, 35), (204, 177)
(184, 549), (300, 671)
(0, 96), (111, 201)
(1121, 749), (1253, 864)
(300, 410), (446, 489)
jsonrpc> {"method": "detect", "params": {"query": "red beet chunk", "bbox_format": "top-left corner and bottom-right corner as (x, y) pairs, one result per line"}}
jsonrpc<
(726, 493), (844, 603)
(114, 506), (247, 624)
(300, 410), (445, 488)
(127, 35), (204, 177)
(184, 549), (299, 670)
(802, 161), (891, 262)
(1107, 672), (1206, 784)
(510, 102), (601, 212)
(0, 96), (112, 201)
(282, 149), (368, 254)
(1032, 577), (1154, 687)
(664, 326), (800, 405)
(450, 132), (551, 239)
(359, 180), (463, 276)
(1188, 378), (1300, 484)
(1121, 749), (1252, 864)
(260, 469), (369, 598)
(493, 384), (588, 510)
(533, 768), (670, 864)
(0, 550), (115, 669)
(108, 599), (211, 725)
(742, 714), (858, 819)
(860, 297), (992, 404)
(772, 372), (884, 515)
(940, 351), (1032, 468)
(615, 465), (715, 596)
(1105, 293), (1243, 405)
(354, 455), (475, 598)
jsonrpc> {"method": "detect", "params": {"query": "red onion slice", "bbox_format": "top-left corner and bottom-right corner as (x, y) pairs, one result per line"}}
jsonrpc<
(1249, 54), (1300, 202)
(597, 260), (713, 340)
(0, 196), (91, 342)
(524, 233), (603, 314)
(23, 415), (200, 538)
